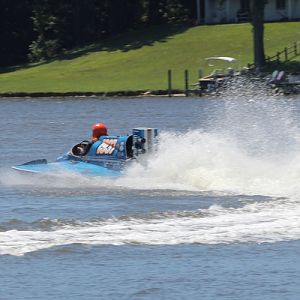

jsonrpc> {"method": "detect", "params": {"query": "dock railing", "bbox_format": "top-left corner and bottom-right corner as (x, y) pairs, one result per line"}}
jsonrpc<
(248, 41), (300, 69)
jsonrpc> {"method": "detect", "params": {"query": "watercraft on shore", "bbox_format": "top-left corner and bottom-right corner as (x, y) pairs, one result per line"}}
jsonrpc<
(12, 128), (159, 176)
(197, 56), (239, 92)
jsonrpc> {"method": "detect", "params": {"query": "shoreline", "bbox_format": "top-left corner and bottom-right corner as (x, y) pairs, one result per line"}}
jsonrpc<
(0, 90), (188, 98)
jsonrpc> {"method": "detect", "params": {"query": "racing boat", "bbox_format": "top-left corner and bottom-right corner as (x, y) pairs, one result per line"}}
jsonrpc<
(12, 128), (159, 176)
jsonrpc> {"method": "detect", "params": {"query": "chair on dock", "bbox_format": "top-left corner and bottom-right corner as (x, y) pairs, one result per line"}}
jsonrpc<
(269, 70), (300, 94)
(268, 70), (285, 84)
(268, 70), (279, 84)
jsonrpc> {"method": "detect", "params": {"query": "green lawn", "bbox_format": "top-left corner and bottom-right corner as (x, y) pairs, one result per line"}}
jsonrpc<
(0, 22), (300, 93)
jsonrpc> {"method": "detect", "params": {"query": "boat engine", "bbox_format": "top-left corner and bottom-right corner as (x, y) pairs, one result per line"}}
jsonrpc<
(132, 128), (159, 157)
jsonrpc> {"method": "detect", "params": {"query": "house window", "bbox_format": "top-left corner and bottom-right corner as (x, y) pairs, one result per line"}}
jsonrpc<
(276, 0), (286, 10)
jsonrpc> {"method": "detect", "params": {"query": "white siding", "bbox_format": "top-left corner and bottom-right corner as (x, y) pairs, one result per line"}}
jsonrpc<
(265, 0), (300, 21)
(227, 0), (241, 23)
(290, 0), (300, 19)
(204, 0), (215, 23)
(205, 0), (241, 24)
(200, 0), (300, 24)
(265, 0), (288, 21)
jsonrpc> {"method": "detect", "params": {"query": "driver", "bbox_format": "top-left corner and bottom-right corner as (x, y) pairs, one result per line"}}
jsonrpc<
(92, 123), (108, 142)
(72, 123), (108, 156)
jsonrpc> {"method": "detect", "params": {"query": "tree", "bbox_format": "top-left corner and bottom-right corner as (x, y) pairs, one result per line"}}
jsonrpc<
(0, 0), (33, 66)
(0, 0), (197, 65)
(29, 0), (61, 61)
(250, 0), (267, 69)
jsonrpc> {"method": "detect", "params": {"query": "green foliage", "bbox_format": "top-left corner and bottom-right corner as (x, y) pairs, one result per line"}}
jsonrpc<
(145, 0), (191, 24)
(28, 38), (61, 62)
(29, 1), (61, 61)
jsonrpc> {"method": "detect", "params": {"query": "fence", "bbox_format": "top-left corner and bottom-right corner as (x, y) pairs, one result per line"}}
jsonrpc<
(248, 41), (300, 69)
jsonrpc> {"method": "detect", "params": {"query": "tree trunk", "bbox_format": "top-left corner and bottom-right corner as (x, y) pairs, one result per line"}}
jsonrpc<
(250, 0), (266, 69)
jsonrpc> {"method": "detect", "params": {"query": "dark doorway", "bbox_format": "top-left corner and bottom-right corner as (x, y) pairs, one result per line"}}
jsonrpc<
(200, 0), (205, 22)
(238, 0), (250, 22)
(240, 0), (250, 10)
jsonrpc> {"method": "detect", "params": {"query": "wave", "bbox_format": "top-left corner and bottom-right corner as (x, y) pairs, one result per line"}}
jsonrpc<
(1, 197), (300, 256)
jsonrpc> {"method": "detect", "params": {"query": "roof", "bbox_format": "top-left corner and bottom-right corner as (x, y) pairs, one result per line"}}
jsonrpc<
(205, 57), (237, 62)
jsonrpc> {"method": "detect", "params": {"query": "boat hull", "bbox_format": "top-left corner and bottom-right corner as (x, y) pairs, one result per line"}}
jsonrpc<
(12, 128), (159, 177)
(12, 159), (121, 177)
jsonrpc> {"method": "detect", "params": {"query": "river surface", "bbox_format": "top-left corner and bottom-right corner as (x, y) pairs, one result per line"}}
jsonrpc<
(1, 93), (300, 299)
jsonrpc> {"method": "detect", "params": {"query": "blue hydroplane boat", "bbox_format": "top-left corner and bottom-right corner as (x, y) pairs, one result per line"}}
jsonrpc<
(12, 128), (159, 177)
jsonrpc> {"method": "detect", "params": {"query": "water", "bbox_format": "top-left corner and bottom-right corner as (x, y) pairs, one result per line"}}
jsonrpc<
(1, 94), (300, 299)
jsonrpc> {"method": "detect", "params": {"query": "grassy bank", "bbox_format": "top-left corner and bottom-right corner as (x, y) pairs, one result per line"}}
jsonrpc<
(0, 22), (300, 93)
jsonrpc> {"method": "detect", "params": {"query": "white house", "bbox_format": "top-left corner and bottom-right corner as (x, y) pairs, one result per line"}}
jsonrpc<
(196, 0), (300, 24)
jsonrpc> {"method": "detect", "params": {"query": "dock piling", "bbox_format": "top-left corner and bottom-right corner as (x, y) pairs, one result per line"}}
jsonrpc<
(168, 69), (172, 97)
(184, 69), (189, 97)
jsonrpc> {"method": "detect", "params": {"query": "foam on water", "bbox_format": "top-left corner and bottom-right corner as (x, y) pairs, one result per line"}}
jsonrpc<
(2, 85), (300, 255)
(0, 197), (300, 256)
(2, 94), (300, 197)
(119, 130), (300, 197)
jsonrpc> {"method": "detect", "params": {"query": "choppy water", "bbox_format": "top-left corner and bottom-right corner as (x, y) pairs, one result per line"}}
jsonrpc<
(1, 92), (300, 299)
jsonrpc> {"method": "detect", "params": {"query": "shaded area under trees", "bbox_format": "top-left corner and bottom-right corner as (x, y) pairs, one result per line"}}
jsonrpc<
(0, 0), (196, 66)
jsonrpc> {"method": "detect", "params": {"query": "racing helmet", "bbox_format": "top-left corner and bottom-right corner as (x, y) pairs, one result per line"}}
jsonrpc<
(92, 123), (108, 141)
